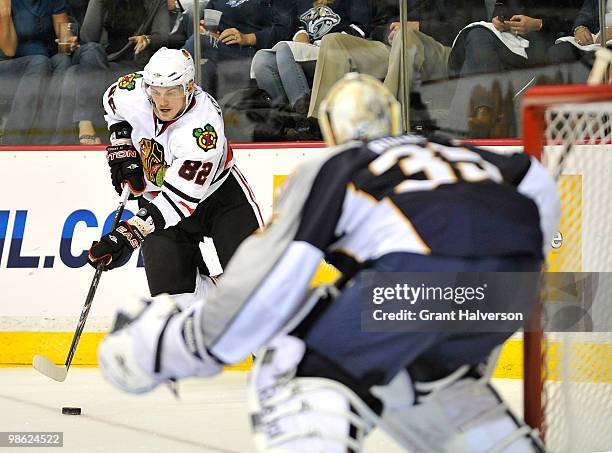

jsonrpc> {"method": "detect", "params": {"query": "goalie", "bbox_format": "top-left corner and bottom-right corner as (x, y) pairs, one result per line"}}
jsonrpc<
(98, 74), (559, 452)
(87, 48), (263, 307)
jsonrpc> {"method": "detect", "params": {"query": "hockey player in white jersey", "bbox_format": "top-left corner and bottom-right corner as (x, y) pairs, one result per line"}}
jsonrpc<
(97, 74), (559, 452)
(88, 48), (263, 305)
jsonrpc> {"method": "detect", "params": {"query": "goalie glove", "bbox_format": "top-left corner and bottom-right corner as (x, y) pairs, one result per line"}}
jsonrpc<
(98, 294), (223, 394)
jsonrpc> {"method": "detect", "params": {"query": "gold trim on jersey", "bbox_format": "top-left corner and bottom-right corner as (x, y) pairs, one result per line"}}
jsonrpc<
(346, 182), (377, 202)
(383, 197), (432, 255)
(327, 246), (364, 264)
(345, 183), (431, 255)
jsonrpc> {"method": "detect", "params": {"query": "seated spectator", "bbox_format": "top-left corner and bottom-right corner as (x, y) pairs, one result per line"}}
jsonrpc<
(305, 0), (487, 132)
(0, 0), (76, 144)
(450, 5), (579, 77)
(66, 0), (88, 27)
(183, 0), (294, 100)
(167, 0), (189, 49)
(35, 18), (81, 145)
(444, 0), (577, 138)
(53, 0), (169, 144)
(174, 0), (208, 35)
(548, 0), (612, 64)
(446, 0), (580, 138)
(251, 0), (369, 116)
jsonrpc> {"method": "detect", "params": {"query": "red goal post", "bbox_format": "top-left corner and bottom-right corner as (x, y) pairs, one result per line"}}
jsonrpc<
(521, 84), (612, 450)
(523, 84), (612, 160)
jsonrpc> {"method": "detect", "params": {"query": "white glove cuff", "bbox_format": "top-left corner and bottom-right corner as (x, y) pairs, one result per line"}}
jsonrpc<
(109, 132), (133, 147)
(128, 214), (154, 237)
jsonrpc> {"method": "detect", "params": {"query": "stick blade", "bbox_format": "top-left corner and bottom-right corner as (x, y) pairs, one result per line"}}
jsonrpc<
(33, 355), (68, 382)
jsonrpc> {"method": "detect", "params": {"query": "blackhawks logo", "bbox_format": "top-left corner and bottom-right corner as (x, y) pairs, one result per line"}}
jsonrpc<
(118, 73), (143, 91)
(138, 138), (168, 187)
(193, 124), (218, 151)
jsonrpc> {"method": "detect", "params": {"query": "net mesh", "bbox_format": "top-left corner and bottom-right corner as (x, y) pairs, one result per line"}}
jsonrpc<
(538, 101), (612, 452)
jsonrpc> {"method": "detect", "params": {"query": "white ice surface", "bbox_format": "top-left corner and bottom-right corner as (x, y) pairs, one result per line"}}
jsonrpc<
(0, 368), (521, 452)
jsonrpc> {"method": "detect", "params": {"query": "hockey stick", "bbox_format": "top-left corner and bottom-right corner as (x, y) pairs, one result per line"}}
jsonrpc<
(33, 185), (131, 381)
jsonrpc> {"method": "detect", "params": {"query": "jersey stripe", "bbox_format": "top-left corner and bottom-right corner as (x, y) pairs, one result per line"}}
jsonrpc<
(162, 191), (186, 220)
(178, 201), (195, 215)
(223, 145), (234, 170)
(164, 181), (201, 204)
(232, 167), (264, 227)
(212, 167), (230, 185)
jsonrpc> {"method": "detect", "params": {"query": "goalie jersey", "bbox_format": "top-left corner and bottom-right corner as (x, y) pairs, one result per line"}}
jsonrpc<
(103, 73), (233, 229)
(198, 135), (560, 364)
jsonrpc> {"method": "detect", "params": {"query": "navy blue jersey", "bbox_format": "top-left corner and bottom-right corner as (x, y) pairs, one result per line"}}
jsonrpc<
(7, 0), (66, 58)
(199, 135), (560, 364)
(296, 0), (369, 40)
(294, 135), (544, 277)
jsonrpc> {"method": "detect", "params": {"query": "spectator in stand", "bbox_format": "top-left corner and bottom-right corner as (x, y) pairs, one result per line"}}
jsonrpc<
(53, 0), (169, 144)
(66, 0), (87, 27)
(167, 0), (189, 49)
(304, 0), (398, 121)
(451, 3), (580, 77)
(0, 0), (77, 144)
(305, 0), (487, 131)
(446, 0), (580, 138)
(183, 0), (294, 100)
(251, 0), (369, 117)
(548, 0), (612, 64)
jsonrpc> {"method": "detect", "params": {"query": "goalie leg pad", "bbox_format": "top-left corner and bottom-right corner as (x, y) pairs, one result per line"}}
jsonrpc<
(248, 336), (379, 453)
(248, 336), (544, 453)
(374, 365), (544, 453)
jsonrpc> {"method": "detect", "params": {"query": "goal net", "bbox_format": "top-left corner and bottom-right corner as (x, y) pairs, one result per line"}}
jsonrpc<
(522, 85), (612, 453)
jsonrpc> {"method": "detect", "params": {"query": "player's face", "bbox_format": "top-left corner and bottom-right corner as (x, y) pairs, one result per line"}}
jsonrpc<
(150, 85), (187, 121)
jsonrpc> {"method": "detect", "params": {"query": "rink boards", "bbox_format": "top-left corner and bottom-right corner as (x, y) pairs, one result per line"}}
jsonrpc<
(0, 141), (590, 378)
(0, 143), (333, 371)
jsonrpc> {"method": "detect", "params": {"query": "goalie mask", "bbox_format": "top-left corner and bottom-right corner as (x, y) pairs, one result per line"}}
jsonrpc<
(142, 47), (196, 120)
(319, 73), (401, 146)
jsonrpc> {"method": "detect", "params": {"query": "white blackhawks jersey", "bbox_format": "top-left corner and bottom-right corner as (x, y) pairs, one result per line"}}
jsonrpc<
(102, 72), (234, 229)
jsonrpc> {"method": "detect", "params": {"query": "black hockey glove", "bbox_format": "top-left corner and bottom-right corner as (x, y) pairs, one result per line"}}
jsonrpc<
(106, 144), (146, 196)
(88, 220), (144, 270)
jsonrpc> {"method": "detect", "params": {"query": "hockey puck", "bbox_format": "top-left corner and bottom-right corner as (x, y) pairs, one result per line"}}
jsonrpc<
(61, 407), (81, 415)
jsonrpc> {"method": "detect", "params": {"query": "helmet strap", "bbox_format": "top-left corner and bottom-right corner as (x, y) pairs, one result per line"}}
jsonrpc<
(175, 82), (195, 120)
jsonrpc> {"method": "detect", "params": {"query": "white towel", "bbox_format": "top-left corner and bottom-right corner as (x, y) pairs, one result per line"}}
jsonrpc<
(452, 21), (530, 59)
(555, 34), (612, 52)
